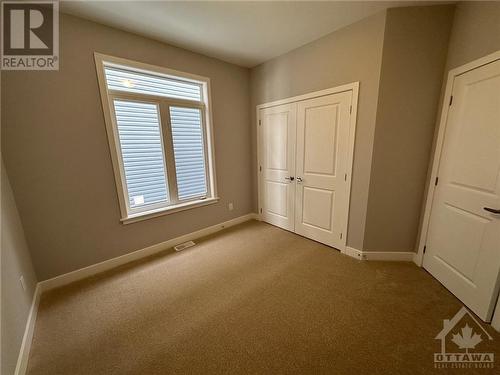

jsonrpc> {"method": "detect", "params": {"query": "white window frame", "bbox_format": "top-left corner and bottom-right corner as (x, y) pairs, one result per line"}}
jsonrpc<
(94, 53), (218, 224)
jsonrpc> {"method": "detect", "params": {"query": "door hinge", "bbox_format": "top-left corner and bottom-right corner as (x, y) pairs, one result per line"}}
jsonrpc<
(349, 105), (352, 114)
(259, 165), (262, 172)
(423, 245), (427, 254)
(260, 208), (263, 214)
(340, 232), (343, 240)
(259, 120), (262, 126)
(344, 173), (347, 181)
(435, 177), (439, 186)
(449, 95), (453, 106)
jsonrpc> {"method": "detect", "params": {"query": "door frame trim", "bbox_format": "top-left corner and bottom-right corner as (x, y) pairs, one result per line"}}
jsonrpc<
(414, 50), (500, 267)
(256, 82), (360, 251)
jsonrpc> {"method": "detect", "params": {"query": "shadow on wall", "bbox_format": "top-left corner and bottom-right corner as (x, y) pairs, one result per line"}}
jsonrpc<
(2, 161), (38, 375)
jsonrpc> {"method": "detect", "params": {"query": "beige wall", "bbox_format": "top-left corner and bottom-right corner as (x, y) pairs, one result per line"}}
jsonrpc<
(445, 1), (500, 71)
(250, 12), (387, 250)
(1, 161), (38, 375)
(1, 14), (253, 280)
(363, 5), (454, 252)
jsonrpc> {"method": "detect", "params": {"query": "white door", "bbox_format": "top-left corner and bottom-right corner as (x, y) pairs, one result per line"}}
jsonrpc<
(259, 103), (297, 231)
(423, 59), (500, 321)
(294, 92), (352, 249)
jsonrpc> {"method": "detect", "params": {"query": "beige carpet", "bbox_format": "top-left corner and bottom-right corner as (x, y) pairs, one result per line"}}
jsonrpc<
(27, 221), (499, 374)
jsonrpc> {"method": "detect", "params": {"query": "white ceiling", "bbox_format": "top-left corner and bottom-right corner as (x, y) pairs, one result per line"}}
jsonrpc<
(61, 1), (451, 67)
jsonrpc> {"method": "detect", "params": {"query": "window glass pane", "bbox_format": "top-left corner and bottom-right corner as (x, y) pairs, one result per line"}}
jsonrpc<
(105, 66), (202, 102)
(170, 107), (208, 200)
(113, 100), (169, 209)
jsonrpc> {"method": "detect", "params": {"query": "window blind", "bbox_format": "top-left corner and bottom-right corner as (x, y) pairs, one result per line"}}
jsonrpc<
(113, 100), (169, 209)
(170, 107), (208, 200)
(97, 55), (216, 219)
(105, 66), (202, 102)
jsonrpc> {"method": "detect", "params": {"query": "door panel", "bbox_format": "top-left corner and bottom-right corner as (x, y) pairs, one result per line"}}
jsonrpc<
(295, 92), (352, 249)
(266, 182), (288, 217)
(303, 104), (338, 175)
(424, 59), (500, 321)
(259, 103), (296, 231)
(302, 187), (334, 230)
(266, 113), (289, 170)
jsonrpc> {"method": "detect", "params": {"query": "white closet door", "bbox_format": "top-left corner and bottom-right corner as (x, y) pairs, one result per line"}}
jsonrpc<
(423, 59), (500, 321)
(294, 92), (352, 249)
(259, 103), (297, 231)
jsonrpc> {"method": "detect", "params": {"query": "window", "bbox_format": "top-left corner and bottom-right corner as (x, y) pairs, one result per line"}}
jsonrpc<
(95, 54), (217, 223)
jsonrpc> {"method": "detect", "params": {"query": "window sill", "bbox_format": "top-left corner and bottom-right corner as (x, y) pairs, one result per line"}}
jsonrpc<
(121, 197), (220, 224)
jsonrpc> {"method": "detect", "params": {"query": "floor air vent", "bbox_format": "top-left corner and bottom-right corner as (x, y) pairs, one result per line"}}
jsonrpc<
(174, 241), (196, 252)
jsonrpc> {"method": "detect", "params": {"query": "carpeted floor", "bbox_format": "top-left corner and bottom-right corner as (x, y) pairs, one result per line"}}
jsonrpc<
(27, 221), (499, 374)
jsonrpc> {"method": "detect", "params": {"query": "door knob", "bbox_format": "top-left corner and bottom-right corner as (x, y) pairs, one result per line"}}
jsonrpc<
(285, 176), (295, 182)
(483, 207), (500, 214)
(296, 177), (303, 183)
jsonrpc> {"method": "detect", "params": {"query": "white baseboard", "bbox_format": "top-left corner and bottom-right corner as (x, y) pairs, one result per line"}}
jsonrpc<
(39, 213), (258, 292)
(14, 285), (41, 375)
(413, 252), (424, 266)
(344, 246), (414, 261)
(344, 246), (364, 260)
